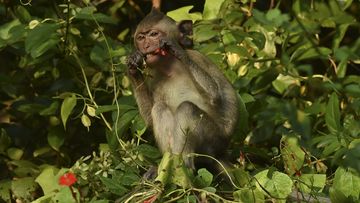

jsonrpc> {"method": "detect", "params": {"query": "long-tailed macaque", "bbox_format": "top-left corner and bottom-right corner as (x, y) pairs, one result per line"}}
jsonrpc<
(126, 1), (239, 171)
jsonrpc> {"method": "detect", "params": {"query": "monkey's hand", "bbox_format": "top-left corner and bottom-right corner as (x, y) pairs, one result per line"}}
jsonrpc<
(126, 51), (144, 78)
(159, 38), (185, 59)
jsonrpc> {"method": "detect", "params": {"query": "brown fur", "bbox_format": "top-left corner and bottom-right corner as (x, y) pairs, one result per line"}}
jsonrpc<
(127, 9), (239, 170)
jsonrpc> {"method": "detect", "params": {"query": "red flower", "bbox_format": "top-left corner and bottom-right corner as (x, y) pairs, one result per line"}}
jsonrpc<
(59, 172), (77, 186)
(144, 194), (157, 203)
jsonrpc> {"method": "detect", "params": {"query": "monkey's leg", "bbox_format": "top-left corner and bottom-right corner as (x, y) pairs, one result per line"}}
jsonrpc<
(151, 102), (175, 153)
(172, 101), (226, 170)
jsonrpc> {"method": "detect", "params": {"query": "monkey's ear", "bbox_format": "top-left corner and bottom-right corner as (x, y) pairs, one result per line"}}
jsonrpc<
(178, 20), (193, 49)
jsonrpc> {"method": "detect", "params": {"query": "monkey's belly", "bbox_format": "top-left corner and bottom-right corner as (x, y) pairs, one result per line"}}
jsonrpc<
(154, 77), (210, 114)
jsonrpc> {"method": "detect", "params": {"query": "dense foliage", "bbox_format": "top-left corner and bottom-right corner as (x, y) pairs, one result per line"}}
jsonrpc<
(0, 0), (359, 202)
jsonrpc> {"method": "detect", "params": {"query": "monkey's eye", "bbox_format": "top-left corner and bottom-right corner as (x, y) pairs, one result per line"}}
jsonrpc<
(149, 30), (159, 37)
(136, 34), (145, 41)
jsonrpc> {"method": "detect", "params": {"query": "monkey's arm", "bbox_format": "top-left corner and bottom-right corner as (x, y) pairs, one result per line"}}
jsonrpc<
(127, 51), (154, 126)
(160, 40), (221, 104)
(132, 82), (153, 126)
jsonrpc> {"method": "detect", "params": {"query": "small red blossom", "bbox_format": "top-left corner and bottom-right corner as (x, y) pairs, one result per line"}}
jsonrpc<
(154, 48), (167, 56)
(144, 194), (157, 203)
(59, 172), (77, 186)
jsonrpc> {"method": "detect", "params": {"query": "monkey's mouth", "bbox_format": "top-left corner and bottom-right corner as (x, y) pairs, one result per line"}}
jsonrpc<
(144, 53), (159, 63)
(144, 49), (164, 64)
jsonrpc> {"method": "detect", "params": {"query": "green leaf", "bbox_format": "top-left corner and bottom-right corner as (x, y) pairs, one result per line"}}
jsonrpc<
(115, 110), (138, 137)
(25, 23), (61, 58)
(233, 94), (249, 141)
(90, 44), (108, 66)
(16, 103), (46, 114)
(132, 115), (147, 136)
(167, 6), (202, 22)
(233, 168), (251, 187)
(35, 167), (62, 195)
(0, 19), (24, 48)
(233, 188), (265, 203)
(7, 147), (24, 160)
(113, 171), (139, 186)
(265, 9), (290, 27)
(222, 30), (247, 45)
(15, 5), (31, 22)
(337, 59), (348, 78)
(254, 169), (293, 199)
(60, 94), (77, 129)
(331, 167), (360, 199)
(96, 104), (135, 115)
(298, 174), (326, 194)
(137, 144), (161, 159)
(11, 177), (38, 200)
(251, 66), (280, 94)
(75, 7), (116, 24)
(249, 31), (266, 50)
(99, 176), (128, 196)
(203, 0), (225, 20)
(33, 147), (52, 157)
(193, 23), (217, 42)
(296, 47), (332, 61)
(0, 129), (11, 154)
(53, 186), (79, 203)
(272, 74), (300, 94)
(325, 93), (341, 134)
(280, 135), (305, 175)
(225, 45), (248, 57)
(333, 24), (350, 49)
(47, 127), (65, 151)
(193, 168), (213, 188)
(0, 180), (11, 201)
(39, 101), (60, 116)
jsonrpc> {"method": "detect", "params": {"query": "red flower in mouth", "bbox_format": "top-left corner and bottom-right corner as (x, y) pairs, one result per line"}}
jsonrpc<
(59, 172), (77, 186)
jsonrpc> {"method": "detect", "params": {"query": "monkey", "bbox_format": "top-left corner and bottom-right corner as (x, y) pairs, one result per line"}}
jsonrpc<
(126, 0), (239, 173)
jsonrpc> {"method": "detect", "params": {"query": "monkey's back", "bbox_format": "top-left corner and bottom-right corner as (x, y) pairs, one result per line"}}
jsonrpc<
(186, 50), (240, 136)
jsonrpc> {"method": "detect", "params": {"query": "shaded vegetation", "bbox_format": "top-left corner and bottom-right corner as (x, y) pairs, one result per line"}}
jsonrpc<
(0, 0), (359, 202)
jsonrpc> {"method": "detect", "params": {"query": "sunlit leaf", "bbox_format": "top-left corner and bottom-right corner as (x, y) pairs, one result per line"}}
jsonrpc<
(193, 168), (213, 188)
(298, 174), (326, 194)
(233, 188), (265, 203)
(167, 6), (202, 22)
(280, 135), (305, 175)
(203, 0), (225, 20)
(255, 169), (293, 199)
(331, 167), (360, 200)
(35, 167), (62, 195)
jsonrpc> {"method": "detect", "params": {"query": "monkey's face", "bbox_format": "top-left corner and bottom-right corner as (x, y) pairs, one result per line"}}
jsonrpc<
(135, 29), (165, 65)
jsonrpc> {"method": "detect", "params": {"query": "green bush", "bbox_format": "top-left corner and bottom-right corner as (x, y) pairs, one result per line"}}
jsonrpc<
(0, 0), (359, 202)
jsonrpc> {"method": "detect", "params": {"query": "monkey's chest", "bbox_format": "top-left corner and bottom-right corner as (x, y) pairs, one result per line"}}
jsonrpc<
(154, 76), (209, 113)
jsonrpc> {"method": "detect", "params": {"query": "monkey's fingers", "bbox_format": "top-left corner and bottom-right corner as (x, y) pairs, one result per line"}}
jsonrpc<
(126, 51), (145, 69)
(128, 67), (138, 75)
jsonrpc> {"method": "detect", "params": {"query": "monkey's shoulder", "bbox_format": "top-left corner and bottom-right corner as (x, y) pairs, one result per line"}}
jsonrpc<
(185, 49), (229, 82)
